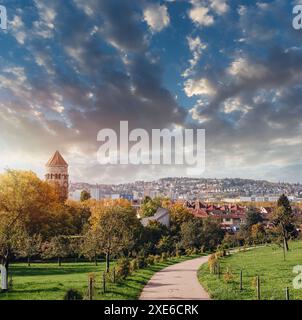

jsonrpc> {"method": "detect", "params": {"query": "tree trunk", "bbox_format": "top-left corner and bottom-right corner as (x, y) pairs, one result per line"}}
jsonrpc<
(1, 261), (9, 292)
(285, 237), (289, 251)
(27, 257), (31, 267)
(94, 254), (98, 266)
(106, 252), (110, 273)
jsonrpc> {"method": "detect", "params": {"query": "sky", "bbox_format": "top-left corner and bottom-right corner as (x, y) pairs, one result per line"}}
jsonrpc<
(0, 0), (302, 184)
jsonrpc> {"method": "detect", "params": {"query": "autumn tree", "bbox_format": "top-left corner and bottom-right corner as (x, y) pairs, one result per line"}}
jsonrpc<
(89, 202), (142, 272)
(271, 194), (296, 251)
(80, 229), (102, 265)
(169, 202), (194, 238)
(0, 170), (59, 291)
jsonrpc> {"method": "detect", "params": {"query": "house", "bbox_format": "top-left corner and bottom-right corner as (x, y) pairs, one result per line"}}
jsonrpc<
(141, 207), (170, 228)
(184, 200), (246, 231)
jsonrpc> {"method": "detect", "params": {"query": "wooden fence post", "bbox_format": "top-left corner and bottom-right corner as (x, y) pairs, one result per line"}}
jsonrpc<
(103, 272), (106, 294)
(285, 287), (289, 300)
(256, 275), (260, 300)
(88, 276), (93, 300)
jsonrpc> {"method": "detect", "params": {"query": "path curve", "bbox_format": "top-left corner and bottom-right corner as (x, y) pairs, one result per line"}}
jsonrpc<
(139, 256), (210, 300)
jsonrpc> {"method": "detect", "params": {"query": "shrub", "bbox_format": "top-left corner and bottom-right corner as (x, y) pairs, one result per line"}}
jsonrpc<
(208, 254), (218, 274)
(160, 252), (168, 262)
(223, 268), (234, 283)
(147, 255), (155, 265)
(64, 289), (83, 300)
(154, 255), (161, 263)
(115, 257), (130, 279)
(137, 256), (147, 269)
(130, 258), (138, 272)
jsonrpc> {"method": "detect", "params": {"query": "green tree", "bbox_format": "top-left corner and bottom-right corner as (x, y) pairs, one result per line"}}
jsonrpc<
(245, 207), (263, 229)
(142, 220), (169, 254)
(180, 219), (203, 250)
(80, 190), (91, 202)
(80, 229), (102, 265)
(90, 205), (141, 272)
(42, 236), (70, 266)
(140, 197), (162, 218)
(17, 233), (42, 266)
(200, 218), (225, 251)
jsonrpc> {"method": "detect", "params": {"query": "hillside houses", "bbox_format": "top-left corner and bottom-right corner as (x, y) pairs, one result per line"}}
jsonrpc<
(184, 201), (246, 232)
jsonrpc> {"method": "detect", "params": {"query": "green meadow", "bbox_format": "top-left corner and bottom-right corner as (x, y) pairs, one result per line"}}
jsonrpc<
(0, 255), (199, 300)
(198, 241), (302, 300)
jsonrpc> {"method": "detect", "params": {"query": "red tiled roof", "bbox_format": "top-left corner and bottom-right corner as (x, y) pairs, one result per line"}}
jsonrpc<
(46, 151), (68, 167)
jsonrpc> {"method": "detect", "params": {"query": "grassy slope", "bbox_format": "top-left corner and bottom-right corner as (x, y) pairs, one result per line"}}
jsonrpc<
(198, 241), (302, 300)
(0, 255), (199, 300)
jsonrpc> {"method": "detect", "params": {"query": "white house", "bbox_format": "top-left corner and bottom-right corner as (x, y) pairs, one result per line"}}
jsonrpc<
(141, 207), (170, 228)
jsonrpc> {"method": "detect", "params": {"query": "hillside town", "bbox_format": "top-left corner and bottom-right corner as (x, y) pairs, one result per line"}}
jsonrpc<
(70, 177), (302, 203)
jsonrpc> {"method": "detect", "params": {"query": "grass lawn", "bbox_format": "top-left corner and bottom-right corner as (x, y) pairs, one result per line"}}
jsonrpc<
(198, 241), (302, 300)
(0, 255), (199, 300)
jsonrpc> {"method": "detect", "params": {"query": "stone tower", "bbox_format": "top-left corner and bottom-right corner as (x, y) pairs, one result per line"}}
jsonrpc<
(45, 151), (69, 201)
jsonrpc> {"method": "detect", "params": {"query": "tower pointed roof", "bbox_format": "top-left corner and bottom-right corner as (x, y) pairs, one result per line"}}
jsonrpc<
(46, 151), (68, 167)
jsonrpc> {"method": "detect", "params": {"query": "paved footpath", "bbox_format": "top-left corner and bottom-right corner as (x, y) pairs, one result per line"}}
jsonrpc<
(139, 256), (211, 300)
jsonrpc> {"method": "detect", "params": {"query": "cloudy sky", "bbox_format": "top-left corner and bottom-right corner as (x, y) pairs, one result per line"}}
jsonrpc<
(0, 0), (302, 184)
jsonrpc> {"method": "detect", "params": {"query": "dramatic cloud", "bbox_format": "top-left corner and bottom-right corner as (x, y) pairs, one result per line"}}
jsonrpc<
(143, 3), (170, 32)
(0, 0), (301, 183)
(184, 77), (216, 97)
(182, 36), (207, 77)
(189, 6), (214, 26)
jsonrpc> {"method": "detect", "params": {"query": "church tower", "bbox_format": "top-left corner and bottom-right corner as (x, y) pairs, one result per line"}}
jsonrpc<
(45, 151), (69, 201)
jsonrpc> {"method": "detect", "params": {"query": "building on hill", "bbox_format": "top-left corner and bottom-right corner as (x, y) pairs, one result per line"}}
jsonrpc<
(45, 151), (69, 201)
(184, 200), (246, 232)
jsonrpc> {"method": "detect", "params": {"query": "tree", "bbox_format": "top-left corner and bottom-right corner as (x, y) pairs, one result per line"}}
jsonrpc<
(142, 220), (169, 255)
(180, 219), (203, 250)
(169, 202), (194, 238)
(42, 236), (70, 266)
(80, 190), (91, 202)
(271, 194), (295, 251)
(245, 207), (263, 229)
(139, 197), (162, 218)
(0, 170), (60, 291)
(90, 203), (141, 272)
(156, 235), (174, 254)
(251, 223), (266, 244)
(80, 229), (102, 265)
(200, 218), (225, 251)
(17, 233), (42, 266)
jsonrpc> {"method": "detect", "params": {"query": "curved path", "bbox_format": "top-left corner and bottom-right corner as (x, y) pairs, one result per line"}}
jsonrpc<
(139, 256), (210, 300)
